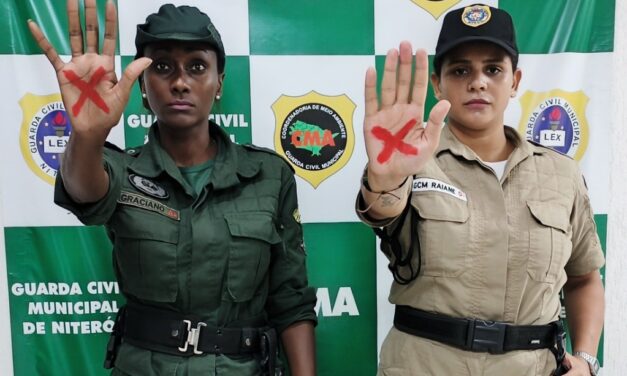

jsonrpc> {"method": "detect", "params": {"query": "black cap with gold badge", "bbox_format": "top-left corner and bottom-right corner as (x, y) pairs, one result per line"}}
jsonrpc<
(134, 4), (226, 73)
(434, 4), (518, 73)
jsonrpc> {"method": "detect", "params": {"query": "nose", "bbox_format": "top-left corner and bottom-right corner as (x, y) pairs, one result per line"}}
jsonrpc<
(170, 67), (190, 94)
(467, 72), (487, 92)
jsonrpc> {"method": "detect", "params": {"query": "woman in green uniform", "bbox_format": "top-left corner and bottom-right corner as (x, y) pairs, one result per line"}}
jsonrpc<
(28, 1), (316, 375)
(357, 4), (604, 376)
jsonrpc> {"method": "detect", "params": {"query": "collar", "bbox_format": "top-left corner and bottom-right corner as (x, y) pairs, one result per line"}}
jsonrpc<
(128, 121), (261, 193)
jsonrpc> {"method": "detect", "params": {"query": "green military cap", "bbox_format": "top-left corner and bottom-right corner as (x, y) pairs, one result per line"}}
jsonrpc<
(135, 4), (226, 72)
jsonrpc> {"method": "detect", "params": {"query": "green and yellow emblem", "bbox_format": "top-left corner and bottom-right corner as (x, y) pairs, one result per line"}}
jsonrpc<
(409, 0), (461, 19)
(518, 89), (590, 160)
(272, 91), (355, 188)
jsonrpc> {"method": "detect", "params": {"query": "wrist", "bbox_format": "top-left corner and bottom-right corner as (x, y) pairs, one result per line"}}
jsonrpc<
(365, 167), (409, 193)
(573, 351), (600, 376)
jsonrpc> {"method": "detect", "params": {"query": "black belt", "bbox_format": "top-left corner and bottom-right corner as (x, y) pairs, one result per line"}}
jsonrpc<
(394, 305), (561, 355)
(121, 303), (268, 357)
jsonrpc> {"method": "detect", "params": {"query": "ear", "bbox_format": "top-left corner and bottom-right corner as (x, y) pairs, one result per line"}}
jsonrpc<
(217, 72), (226, 97)
(430, 72), (442, 100)
(139, 75), (151, 111)
(510, 68), (522, 98)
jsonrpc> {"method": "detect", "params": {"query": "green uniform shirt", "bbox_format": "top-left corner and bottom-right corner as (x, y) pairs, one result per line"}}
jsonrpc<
(55, 122), (317, 376)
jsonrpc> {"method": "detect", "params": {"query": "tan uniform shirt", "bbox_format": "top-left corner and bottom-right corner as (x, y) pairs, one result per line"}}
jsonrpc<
(357, 126), (605, 376)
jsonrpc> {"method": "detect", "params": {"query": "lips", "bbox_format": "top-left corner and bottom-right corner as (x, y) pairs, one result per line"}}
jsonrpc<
(464, 98), (490, 105)
(168, 100), (194, 110)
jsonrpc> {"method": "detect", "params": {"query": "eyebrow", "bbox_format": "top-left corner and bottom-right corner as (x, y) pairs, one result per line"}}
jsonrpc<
(446, 57), (507, 65)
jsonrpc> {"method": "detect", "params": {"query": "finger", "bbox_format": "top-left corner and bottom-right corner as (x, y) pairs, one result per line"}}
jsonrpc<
(118, 57), (152, 95)
(67, 0), (83, 57)
(380, 48), (399, 109)
(364, 66), (378, 118)
(27, 20), (64, 72)
(424, 99), (450, 144)
(396, 41), (413, 103)
(410, 49), (429, 109)
(102, 0), (117, 56)
(84, 0), (99, 53)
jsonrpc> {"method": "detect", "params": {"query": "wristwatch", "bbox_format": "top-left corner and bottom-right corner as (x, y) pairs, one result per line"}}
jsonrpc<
(573, 351), (600, 376)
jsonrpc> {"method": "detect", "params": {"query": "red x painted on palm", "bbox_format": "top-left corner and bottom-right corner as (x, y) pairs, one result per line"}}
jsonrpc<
(372, 119), (420, 164)
(62, 66), (110, 116)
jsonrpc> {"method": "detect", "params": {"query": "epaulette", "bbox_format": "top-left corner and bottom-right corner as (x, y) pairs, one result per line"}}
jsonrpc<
(242, 143), (295, 172)
(526, 140), (573, 159)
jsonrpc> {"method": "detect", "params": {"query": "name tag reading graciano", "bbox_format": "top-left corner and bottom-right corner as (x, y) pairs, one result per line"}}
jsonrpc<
(412, 178), (467, 202)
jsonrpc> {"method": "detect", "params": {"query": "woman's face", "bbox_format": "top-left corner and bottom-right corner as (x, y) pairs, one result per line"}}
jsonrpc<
(431, 42), (521, 133)
(142, 41), (224, 131)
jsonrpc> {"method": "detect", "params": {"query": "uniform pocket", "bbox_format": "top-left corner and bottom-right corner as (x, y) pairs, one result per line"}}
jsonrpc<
(527, 201), (571, 282)
(411, 193), (470, 277)
(224, 212), (281, 302)
(112, 207), (179, 302)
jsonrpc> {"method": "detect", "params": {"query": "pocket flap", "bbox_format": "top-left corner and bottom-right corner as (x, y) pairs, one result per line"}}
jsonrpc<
(224, 212), (281, 244)
(527, 201), (569, 232)
(411, 194), (469, 223)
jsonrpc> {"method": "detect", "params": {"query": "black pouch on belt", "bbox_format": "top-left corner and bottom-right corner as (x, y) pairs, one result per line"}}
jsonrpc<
(103, 305), (127, 369)
(551, 321), (568, 376)
(259, 327), (284, 376)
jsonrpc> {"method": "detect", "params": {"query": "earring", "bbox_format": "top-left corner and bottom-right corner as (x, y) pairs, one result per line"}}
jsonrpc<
(142, 93), (147, 98)
(216, 94), (221, 101)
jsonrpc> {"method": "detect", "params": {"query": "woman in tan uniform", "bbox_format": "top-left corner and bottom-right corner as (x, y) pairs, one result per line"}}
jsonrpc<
(357, 4), (604, 376)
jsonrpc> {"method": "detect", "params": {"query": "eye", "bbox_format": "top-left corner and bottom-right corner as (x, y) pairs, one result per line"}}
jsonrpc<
(452, 67), (468, 76)
(152, 61), (171, 73)
(188, 62), (207, 73)
(486, 65), (503, 75)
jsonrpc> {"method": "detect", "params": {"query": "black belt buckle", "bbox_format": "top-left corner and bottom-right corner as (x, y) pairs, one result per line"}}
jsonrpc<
(466, 319), (507, 354)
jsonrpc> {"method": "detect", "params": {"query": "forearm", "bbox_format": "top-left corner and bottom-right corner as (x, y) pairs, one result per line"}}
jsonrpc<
(60, 129), (110, 203)
(281, 321), (315, 376)
(563, 270), (605, 354)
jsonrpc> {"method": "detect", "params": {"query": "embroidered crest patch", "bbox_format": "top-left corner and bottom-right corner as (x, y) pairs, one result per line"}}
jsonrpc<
(461, 5), (491, 28)
(128, 174), (169, 199)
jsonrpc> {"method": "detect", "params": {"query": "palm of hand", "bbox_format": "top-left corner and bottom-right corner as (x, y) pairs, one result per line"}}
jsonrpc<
(57, 55), (121, 132)
(365, 102), (437, 178)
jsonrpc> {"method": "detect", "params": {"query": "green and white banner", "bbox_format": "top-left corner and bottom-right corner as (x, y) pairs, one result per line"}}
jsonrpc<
(0, 0), (613, 375)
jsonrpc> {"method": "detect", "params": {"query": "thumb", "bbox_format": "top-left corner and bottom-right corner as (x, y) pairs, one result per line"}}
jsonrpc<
(424, 99), (450, 144)
(118, 57), (152, 95)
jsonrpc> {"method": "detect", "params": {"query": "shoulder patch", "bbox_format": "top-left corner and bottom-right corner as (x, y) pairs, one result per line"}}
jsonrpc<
(242, 143), (295, 172)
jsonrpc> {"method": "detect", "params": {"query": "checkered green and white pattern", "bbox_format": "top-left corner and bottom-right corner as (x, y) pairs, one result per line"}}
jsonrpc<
(0, 0), (613, 375)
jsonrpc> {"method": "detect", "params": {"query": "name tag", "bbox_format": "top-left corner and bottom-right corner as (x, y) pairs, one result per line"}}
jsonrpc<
(117, 191), (180, 220)
(412, 178), (467, 202)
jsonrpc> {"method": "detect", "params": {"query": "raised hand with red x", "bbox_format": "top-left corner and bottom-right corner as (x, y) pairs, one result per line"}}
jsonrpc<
(27, 0), (153, 203)
(363, 41), (451, 193)
(27, 0), (152, 137)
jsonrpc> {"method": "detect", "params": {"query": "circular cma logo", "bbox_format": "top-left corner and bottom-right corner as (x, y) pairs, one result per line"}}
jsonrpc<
(19, 94), (72, 184)
(279, 102), (347, 172)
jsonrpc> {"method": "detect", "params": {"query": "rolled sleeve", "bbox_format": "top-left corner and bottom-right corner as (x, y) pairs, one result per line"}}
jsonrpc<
(53, 149), (124, 226)
(565, 174), (605, 276)
(266, 167), (317, 334)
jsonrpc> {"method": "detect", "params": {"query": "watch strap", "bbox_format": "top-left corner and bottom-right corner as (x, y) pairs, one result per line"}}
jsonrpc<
(573, 351), (600, 376)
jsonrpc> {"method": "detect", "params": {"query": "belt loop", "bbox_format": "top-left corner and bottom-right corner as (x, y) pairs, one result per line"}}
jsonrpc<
(465, 318), (476, 350)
